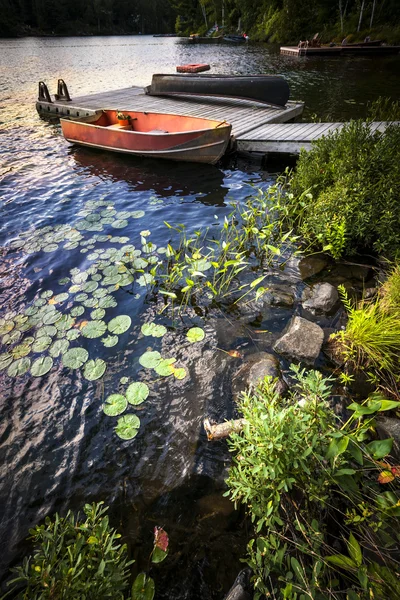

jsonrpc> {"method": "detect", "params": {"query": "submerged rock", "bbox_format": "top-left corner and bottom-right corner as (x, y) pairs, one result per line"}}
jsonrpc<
(223, 569), (252, 600)
(302, 282), (339, 314)
(266, 284), (296, 308)
(232, 352), (286, 398)
(273, 316), (324, 365)
(299, 254), (330, 280)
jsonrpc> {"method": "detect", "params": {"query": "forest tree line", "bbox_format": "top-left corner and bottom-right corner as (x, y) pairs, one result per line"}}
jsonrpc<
(1, 0), (399, 43)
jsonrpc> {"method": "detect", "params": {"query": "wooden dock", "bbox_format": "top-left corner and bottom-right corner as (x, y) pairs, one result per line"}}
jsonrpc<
(36, 85), (305, 140)
(281, 45), (400, 57)
(237, 121), (399, 154)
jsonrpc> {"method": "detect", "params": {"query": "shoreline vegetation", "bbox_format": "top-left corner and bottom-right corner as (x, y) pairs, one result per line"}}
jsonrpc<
(4, 99), (400, 598)
(1, 0), (400, 44)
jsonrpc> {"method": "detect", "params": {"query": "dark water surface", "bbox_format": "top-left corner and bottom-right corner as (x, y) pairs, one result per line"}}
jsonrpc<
(1, 36), (400, 597)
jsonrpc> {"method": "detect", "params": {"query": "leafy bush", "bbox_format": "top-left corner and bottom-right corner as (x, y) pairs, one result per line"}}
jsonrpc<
(225, 367), (400, 599)
(5, 502), (133, 599)
(284, 120), (400, 258)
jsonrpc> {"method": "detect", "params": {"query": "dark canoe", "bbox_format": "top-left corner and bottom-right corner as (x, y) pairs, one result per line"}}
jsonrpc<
(145, 74), (290, 107)
(223, 34), (246, 43)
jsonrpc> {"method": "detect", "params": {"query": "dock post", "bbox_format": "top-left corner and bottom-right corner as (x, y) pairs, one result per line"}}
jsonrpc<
(38, 81), (52, 103)
(54, 79), (71, 102)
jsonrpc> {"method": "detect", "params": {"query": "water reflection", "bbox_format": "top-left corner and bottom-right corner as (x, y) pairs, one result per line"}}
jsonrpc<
(70, 147), (228, 207)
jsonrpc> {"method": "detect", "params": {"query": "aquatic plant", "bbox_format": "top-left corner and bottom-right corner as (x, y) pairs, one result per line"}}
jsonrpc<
(225, 367), (400, 599)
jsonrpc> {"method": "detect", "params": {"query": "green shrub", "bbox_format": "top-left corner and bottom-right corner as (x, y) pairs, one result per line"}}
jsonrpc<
(5, 502), (133, 599)
(225, 367), (400, 599)
(284, 120), (400, 258)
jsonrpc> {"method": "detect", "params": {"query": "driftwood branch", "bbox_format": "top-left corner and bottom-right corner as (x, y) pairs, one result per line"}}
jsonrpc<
(204, 418), (247, 441)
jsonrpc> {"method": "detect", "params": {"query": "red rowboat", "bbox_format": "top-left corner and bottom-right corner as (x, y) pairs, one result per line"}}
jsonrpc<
(60, 109), (232, 164)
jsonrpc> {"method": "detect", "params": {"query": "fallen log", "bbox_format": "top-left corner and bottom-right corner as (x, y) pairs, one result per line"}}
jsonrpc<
(204, 417), (247, 441)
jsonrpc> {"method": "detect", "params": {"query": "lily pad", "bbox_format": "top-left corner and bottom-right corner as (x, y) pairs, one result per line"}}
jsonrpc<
(187, 327), (205, 343)
(66, 329), (81, 341)
(0, 352), (13, 371)
(53, 292), (69, 304)
(11, 343), (31, 359)
(71, 306), (85, 317)
(102, 335), (118, 347)
(120, 376), (129, 384)
(173, 367), (187, 380)
(43, 310), (62, 325)
(49, 339), (70, 357)
(32, 336), (52, 353)
(103, 394), (127, 416)
(98, 295), (117, 309)
(56, 315), (75, 331)
(137, 274), (155, 287)
(115, 414), (140, 440)
(81, 320), (107, 339)
(139, 351), (161, 369)
(131, 210), (145, 219)
(7, 357), (31, 377)
(62, 347), (89, 369)
(83, 358), (107, 381)
(141, 323), (167, 338)
(155, 359), (175, 377)
(108, 315), (131, 335)
(91, 308), (105, 320)
(126, 382), (149, 405)
(31, 356), (53, 377)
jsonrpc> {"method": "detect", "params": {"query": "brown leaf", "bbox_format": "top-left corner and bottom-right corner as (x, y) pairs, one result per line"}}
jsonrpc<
(227, 350), (243, 358)
(378, 470), (395, 484)
(78, 320), (89, 330)
(48, 298), (57, 305)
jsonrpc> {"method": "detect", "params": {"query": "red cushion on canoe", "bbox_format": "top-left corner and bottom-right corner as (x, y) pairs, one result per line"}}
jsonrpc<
(176, 64), (211, 73)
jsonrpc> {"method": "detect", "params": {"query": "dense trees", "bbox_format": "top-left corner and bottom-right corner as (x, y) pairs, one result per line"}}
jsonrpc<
(0, 0), (399, 40)
(0, 0), (176, 36)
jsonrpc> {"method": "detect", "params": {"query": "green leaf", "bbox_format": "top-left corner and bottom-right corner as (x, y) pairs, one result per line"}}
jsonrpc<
(108, 315), (131, 335)
(347, 533), (362, 567)
(173, 367), (187, 380)
(139, 351), (161, 369)
(102, 334), (119, 347)
(151, 546), (168, 564)
(325, 554), (356, 571)
(103, 394), (127, 416)
(366, 438), (393, 459)
(131, 573), (155, 600)
(7, 357), (31, 377)
(141, 322), (167, 338)
(377, 400), (400, 412)
(115, 414), (140, 440)
(290, 557), (306, 585)
(62, 347), (89, 369)
(186, 327), (205, 343)
(83, 359), (106, 381)
(126, 382), (149, 405)
(81, 320), (107, 339)
(31, 356), (53, 377)
(155, 359), (175, 377)
(326, 435), (349, 460)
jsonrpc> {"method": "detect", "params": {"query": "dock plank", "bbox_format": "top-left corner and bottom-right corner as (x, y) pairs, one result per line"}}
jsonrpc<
(237, 121), (398, 154)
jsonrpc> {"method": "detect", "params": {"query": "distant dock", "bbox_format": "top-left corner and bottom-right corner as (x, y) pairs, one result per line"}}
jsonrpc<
(281, 44), (400, 57)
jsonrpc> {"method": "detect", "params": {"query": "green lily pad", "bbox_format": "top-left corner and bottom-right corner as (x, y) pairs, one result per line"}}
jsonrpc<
(72, 271), (88, 285)
(0, 320), (15, 335)
(131, 210), (145, 219)
(62, 347), (89, 369)
(139, 351), (161, 369)
(91, 308), (105, 320)
(7, 357), (31, 377)
(43, 310), (62, 325)
(115, 414), (140, 440)
(118, 273), (134, 287)
(120, 376), (129, 384)
(76, 293), (88, 303)
(32, 336), (52, 353)
(173, 367), (187, 380)
(155, 359), (175, 377)
(56, 314), (75, 331)
(53, 292), (69, 304)
(83, 358), (107, 381)
(83, 281), (98, 293)
(0, 352), (13, 371)
(71, 306), (85, 317)
(111, 219), (128, 229)
(66, 329), (81, 341)
(2, 330), (22, 345)
(137, 274), (155, 287)
(108, 315), (131, 335)
(187, 327), (205, 343)
(126, 382), (149, 405)
(81, 320), (107, 339)
(103, 394), (127, 416)
(49, 339), (70, 357)
(102, 335), (118, 347)
(82, 297), (98, 308)
(11, 343), (31, 359)
(131, 573), (155, 600)
(31, 356), (53, 377)
(141, 323), (167, 338)
(98, 295), (117, 309)
(41, 290), (53, 299)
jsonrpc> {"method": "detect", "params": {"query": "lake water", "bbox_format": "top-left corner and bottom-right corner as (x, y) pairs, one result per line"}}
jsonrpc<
(0, 35), (399, 598)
